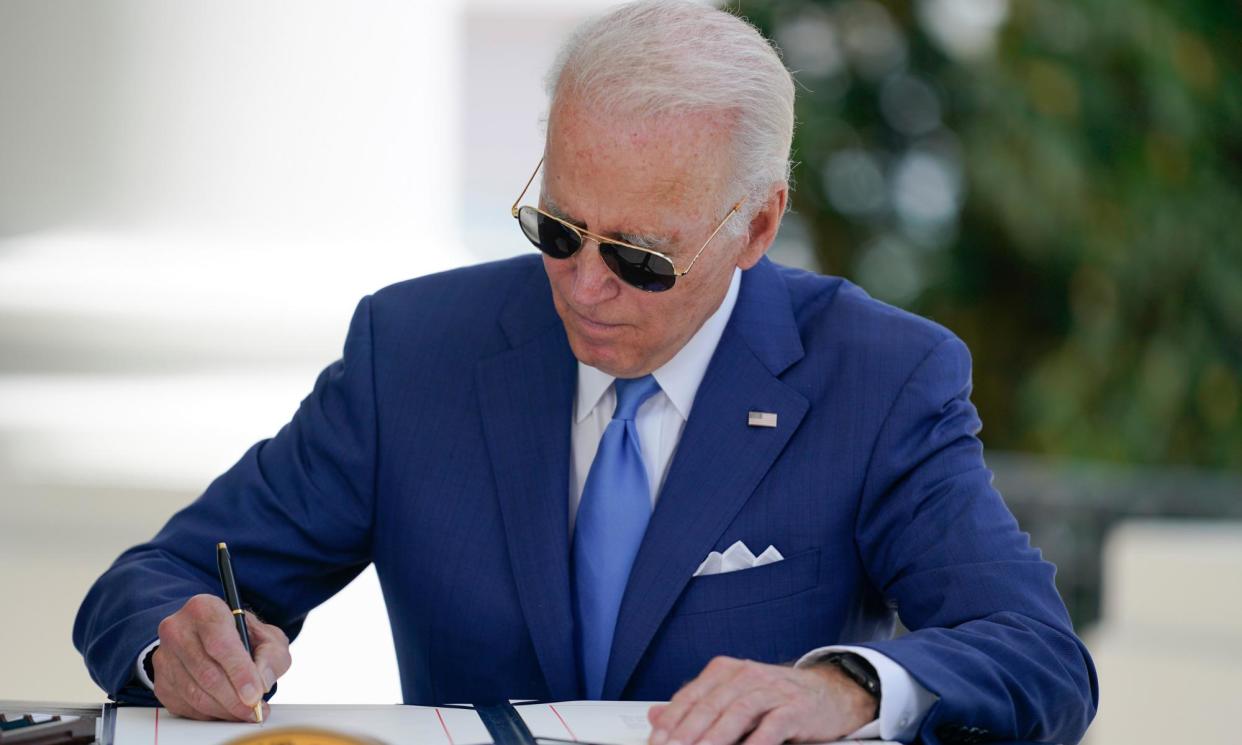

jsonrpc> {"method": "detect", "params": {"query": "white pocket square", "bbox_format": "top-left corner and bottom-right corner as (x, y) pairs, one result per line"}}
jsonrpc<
(692, 540), (784, 577)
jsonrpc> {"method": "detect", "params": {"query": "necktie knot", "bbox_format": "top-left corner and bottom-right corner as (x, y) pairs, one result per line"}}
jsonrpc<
(612, 375), (661, 421)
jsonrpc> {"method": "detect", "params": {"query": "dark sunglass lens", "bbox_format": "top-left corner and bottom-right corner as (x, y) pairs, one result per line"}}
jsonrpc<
(600, 243), (677, 292)
(518, 207), (581, 259)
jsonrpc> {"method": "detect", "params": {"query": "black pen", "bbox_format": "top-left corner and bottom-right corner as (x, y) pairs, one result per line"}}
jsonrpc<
(217, 541), (264, 724)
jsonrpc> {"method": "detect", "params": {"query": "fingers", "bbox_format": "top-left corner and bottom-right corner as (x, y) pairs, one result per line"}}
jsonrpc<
(155, 594), (267, 722)
(649, 658), (862, 745)
(696, 687), (789, 745)
(198, 618), (266, 710)
(151, 646), (237, 721)
(155, 659), (271, 724)
(739, 706), (800, 745)
(174, 624), (267, 721)
(247, 612), (292, 691)
(650, 656), (744, 745)
(661, 659), (774, 745)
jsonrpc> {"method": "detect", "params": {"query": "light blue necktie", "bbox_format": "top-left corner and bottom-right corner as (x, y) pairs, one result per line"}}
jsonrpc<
(573, 374), (661, 700)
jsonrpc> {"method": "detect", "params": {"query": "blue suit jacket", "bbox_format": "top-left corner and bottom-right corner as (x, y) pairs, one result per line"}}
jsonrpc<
(75, 256), (1097, 744)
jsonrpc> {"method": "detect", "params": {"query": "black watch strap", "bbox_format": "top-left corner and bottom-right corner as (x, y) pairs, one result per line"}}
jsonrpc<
(822, 652), (881, 712)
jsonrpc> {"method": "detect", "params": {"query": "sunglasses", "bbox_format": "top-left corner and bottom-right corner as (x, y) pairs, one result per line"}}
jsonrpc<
(510, 157), (741, 293)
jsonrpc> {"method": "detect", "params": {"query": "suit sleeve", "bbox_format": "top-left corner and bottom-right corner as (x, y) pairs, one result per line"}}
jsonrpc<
(73, 295), (380, 703)
(853, 335), (1099, 744)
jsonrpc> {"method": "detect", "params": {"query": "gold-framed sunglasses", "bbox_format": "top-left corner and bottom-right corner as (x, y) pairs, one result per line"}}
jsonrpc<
(510, 157), (741, 293)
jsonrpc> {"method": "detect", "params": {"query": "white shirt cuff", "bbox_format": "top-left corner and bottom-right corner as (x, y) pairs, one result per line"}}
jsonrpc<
(135, 639), (161, 691)
(795, 645), (938, 742)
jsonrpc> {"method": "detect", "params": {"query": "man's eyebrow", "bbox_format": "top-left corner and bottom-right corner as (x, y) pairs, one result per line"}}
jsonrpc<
(542, 195), (587, 229)
(616, 230), (672, 251)
(542, 194), (673, 251)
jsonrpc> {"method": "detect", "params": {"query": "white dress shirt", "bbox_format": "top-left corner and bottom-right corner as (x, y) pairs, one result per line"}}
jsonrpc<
(569, 270), (743, 532)
(570, 268), (936, 742)
(139, 267), (936, 740)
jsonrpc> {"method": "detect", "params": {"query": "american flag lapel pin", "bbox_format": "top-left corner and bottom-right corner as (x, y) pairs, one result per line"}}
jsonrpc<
(748, 411), (778, 428)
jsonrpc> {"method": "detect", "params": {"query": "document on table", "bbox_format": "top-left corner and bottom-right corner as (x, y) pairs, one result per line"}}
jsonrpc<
(112, 703), (893, 745)
(518, 700), (657, 745)
(514, 701), (893, 745)
(112, 705), (491, 745)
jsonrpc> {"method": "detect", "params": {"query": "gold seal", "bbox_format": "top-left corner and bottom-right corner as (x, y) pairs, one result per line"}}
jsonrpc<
(224, 727), (387, 745)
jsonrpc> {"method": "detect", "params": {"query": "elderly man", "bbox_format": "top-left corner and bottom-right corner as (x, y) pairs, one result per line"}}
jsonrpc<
(74, 2), (1097, 743)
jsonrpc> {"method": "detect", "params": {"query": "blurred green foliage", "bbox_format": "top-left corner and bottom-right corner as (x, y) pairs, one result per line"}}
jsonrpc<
(736, 0), (1242, 468)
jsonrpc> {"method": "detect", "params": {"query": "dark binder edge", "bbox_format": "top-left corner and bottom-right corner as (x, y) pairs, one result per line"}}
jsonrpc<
(492, 703), (613, 745)
(475, 703), (535, 745)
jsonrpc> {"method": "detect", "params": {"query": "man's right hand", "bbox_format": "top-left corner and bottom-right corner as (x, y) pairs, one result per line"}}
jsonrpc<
(152, 594), (292, 721)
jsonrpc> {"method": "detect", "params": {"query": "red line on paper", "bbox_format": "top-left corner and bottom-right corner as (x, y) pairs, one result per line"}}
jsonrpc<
(154, 708), (160, 745)
(548, 704), (578, 742)
(435, 707), (455, 745)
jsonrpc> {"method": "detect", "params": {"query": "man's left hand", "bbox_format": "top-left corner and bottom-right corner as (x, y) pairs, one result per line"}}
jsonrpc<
(647, 656), (877, 745)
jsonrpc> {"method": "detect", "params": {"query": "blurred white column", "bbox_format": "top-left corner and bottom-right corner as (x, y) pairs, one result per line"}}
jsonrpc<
(1084, 520), (1242, 745)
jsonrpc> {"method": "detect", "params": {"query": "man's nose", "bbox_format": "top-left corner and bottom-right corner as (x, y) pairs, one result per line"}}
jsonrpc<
(569, 239), (621, 304)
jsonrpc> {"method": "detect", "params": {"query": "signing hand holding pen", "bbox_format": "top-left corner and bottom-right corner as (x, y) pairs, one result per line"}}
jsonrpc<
(151, 545), (291, 722)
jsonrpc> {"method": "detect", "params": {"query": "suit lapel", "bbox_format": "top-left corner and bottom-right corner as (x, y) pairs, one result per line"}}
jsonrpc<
(476, 265), (580, 700)
(603, 258), (809, 698)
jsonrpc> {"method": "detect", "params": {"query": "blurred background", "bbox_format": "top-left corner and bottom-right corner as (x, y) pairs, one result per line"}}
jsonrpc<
(1, 0), (1238, 742)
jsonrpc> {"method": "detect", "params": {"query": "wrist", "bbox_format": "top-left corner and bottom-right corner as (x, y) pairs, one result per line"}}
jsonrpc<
(811, 652), (881, 722)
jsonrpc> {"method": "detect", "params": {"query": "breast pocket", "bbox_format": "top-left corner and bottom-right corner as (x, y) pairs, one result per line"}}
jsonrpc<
(673, 548), (820, 615)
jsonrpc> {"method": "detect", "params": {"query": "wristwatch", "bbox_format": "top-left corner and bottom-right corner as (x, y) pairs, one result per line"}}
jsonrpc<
(820, 652), (881, 716)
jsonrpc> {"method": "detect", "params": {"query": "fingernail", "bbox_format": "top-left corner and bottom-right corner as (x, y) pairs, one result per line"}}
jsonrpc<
(262, 667), (276, 689)
(241, 683), (259, 704)
(651, 731), (667, 745)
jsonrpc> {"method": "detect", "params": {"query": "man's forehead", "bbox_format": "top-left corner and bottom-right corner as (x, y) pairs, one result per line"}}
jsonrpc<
(547, 97), (732, 178)
(546, 145), (703, 202)
(544, 148), (724, 221)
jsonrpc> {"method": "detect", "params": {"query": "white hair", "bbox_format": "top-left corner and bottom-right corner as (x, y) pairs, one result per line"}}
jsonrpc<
(545, 0), (795, 224)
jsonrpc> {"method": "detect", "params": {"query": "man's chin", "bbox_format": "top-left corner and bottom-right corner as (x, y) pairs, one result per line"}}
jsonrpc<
(566, 336), (645, 378)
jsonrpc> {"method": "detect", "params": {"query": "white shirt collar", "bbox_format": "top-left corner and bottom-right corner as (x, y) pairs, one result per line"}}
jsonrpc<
(575, 267), (742, 423)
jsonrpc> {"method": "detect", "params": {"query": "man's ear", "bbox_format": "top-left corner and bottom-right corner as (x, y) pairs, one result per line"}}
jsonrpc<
(736, 183), (788, 270)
